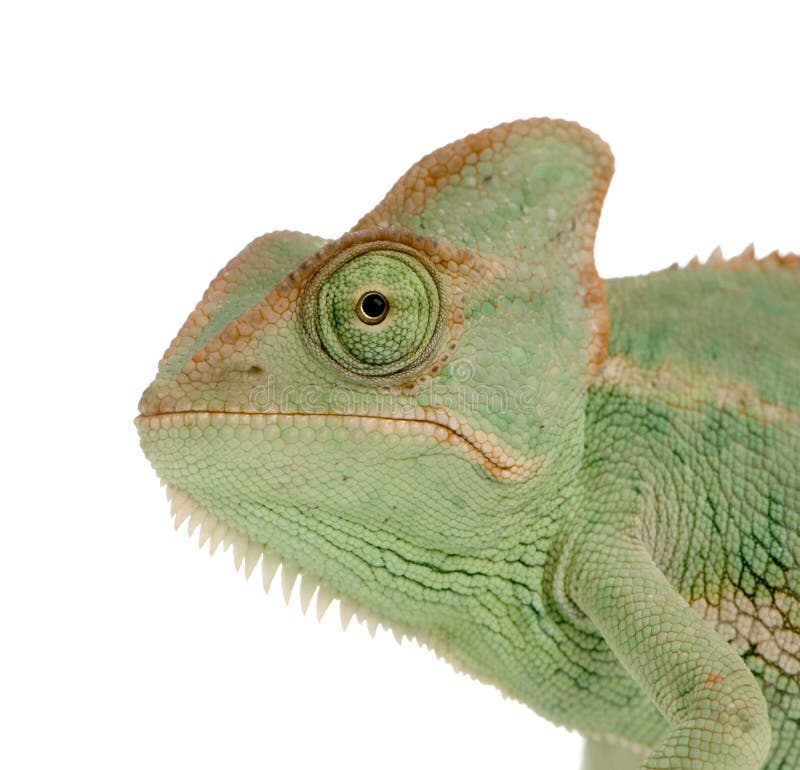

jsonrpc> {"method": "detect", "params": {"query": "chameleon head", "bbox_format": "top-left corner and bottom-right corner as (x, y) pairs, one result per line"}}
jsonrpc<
(136, 118), (613, 683)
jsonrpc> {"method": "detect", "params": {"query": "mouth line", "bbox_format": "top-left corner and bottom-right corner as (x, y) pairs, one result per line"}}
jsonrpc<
(135, 409), (529, 479)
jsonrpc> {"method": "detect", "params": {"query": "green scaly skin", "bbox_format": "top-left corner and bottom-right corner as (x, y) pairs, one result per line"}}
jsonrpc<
(136, 118), (799, 770)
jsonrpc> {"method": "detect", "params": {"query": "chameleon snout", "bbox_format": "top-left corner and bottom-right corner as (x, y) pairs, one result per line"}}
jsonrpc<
(137, 361), (265, 417)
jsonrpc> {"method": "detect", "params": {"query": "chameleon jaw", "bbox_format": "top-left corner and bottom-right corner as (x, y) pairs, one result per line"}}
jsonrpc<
(158, 479), (525, 706)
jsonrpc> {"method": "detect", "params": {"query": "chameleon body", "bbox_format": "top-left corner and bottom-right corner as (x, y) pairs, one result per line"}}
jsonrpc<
(136, 118), (799, 769)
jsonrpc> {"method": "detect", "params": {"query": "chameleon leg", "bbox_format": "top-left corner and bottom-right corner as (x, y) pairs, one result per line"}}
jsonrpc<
(569, 530), (771, 770)
(581, 739), (645, 770)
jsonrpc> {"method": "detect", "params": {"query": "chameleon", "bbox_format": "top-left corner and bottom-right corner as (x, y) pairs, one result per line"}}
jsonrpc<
(136, 118), (799, 770)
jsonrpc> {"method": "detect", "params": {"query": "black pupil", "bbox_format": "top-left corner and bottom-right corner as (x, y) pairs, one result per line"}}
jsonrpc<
(361, 292), (387, 319)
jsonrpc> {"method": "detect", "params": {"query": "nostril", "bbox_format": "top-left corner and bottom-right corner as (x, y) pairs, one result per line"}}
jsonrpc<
(247, 365), (264, 376)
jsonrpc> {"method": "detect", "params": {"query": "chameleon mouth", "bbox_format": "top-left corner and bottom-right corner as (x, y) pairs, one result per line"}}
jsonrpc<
(135, 410), (536, 480)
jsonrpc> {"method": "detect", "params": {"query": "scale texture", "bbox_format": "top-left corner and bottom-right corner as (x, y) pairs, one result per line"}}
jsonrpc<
(137, 118), (799, 769)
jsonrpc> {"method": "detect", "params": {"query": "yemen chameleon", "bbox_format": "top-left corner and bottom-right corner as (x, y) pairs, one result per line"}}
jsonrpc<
(136, 118), (799, 770)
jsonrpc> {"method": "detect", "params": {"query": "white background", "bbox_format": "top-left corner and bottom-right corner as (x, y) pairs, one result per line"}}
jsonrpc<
(2, 2), (798, 769)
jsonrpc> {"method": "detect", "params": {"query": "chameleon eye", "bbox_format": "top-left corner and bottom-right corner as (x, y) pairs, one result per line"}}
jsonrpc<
(302, 245), (443, 380)
(356, 291), (389, 325)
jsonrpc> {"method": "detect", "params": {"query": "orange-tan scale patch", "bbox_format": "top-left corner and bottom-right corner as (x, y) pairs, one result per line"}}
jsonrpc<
(582, 263), (609, 375)
(705, 673), (726, 688)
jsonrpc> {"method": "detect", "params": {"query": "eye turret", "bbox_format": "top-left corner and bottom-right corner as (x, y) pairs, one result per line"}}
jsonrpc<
(301, 243), (443, 381)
